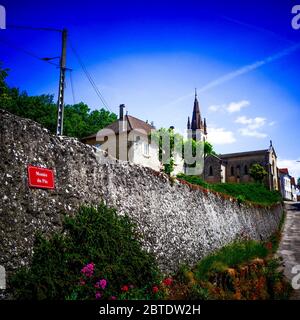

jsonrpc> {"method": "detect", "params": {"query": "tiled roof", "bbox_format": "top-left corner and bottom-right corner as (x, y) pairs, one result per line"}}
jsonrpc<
(81, 115), (153, 141)
(220, 149), (268, 158)
(279, 168), (289, 175)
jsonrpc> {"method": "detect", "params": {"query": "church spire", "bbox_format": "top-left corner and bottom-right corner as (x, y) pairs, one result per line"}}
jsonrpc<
(187, 116), (191, 130)
(191, 88), (201, 131)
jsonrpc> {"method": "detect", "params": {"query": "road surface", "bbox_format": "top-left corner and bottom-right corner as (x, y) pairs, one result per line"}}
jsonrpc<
(278, 201), (300, 300)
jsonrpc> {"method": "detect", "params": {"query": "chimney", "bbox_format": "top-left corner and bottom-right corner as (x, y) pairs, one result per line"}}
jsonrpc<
(119, 104), (125, 120)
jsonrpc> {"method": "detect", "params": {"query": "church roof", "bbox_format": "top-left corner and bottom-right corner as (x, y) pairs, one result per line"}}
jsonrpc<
(220, 149), (269, 159)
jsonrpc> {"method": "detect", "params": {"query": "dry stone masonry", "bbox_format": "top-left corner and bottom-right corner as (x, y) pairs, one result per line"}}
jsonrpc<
(0, 109), (283, 277)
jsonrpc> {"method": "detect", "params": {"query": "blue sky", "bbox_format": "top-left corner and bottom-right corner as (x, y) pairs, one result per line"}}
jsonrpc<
(1, 0), (300, 179)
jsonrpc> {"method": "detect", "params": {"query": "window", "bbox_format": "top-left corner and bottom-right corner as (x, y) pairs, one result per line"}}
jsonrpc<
(230, 166), (234, 176)
(143, 142), (149, 156)
(209, 166), (213, 176)
(244, 165), (248, 175)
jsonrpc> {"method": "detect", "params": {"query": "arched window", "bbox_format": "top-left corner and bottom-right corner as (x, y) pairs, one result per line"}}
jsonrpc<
(230, 166), (234, 176)
(244, 165), (248, 175)
(209, 166), (213, 176)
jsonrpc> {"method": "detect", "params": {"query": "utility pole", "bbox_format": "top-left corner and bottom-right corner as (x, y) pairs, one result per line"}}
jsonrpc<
(56, 28), (67, 136)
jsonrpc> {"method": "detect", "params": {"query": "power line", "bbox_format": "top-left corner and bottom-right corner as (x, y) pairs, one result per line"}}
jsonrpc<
(0, 37), (60, 67)
(70, 42), (112, 112)
(7, 24), (62, 33)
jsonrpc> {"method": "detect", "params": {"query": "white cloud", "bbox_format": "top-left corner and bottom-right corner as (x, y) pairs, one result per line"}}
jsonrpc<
(208, 100), (249, 113)
(236, 116), (267, 138)
(208, 104), (224, 112)
(227, 100), (250, 113)
(238, 128), (267, 138)
(277, 159), (300, 180)
(235, 116), (266, 129)
(208, 127), (236, 145)
(269, 121), (276, 126)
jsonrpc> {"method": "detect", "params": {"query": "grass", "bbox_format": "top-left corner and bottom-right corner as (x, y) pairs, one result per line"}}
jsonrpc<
(194, 240), (269, 281)
(177, 174), (282, 206)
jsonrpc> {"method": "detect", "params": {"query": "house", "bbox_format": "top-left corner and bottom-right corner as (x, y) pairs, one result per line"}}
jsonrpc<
(81, 104), (161, 171)
(204, 141), (280, 191)
(279, 168), (293, 200)
(291, 177), (298, 202)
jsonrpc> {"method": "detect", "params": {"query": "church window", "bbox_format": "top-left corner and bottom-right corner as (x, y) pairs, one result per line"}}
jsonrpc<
(209, 166), (213, 176)
(244, 165), (248, 175)
(230, 166), (234, 176)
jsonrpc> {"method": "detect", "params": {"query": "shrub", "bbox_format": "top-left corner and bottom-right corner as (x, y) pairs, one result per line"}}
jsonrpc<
(194, 241), (269, 281)
(10, 203), (160, 300)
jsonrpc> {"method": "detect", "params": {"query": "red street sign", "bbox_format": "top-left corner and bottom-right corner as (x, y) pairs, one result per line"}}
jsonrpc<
(27, 165), (55, 189)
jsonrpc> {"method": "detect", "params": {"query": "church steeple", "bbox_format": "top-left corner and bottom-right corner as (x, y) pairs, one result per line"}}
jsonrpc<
(204, 118), (207, 135)
(187, 116), (191, 130)
(188, 89), (207, 141)
(191, 88), (202, 132)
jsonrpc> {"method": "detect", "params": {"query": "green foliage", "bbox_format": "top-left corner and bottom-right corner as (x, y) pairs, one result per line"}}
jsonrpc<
(177, 173), (208, 188)
(0, 63), (117, 138)
(151, 127), (215, 175)
(211, 183), (282, 206)
(177, 174), (282, 206)
(249, 163), (268, 184)
(264, 258), (292, 300)
(194, 241), (269, 281)
(267, 212), (285, 254)
(10, 203), (160, 300)
(188, 284), (210, 300)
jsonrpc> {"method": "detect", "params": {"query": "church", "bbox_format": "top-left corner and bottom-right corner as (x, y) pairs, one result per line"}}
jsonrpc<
(187, 92), (279, 191)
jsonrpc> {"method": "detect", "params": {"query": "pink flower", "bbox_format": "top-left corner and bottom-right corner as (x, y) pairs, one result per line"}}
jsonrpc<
(99, 279), (107, 290)
(81, 262), (95, 277)
(110, 296), (117, 300)
(121, 285), (129, 292)
(94, 279), (107, 290)
(152, 286), (159, 294)
(95, 291), (101, 300)
(163, 278), (173, 286)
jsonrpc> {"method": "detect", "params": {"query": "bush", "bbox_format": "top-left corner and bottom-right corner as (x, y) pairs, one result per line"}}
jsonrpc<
(10, 203), (160, 300)
(194, 241), (268, 281)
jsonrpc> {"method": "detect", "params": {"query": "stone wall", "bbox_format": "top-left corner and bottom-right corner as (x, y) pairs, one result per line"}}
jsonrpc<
(0, 110), (283, 277)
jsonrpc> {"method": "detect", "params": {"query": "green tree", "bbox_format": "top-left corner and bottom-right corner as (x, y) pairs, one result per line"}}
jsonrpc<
(250, 163), (268, 184)
(151, 128), (216, 175)
(0, 62), (117, 139)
